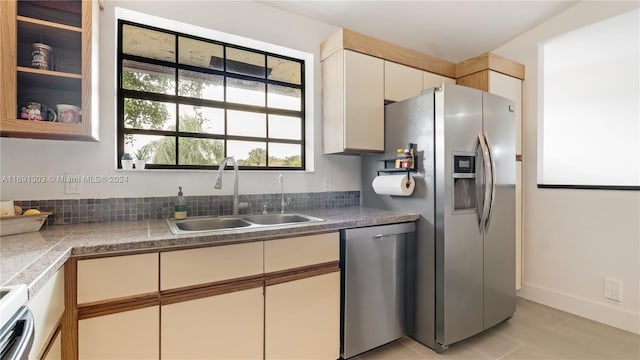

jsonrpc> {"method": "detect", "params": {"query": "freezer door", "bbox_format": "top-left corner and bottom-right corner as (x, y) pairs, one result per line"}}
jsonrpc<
(482, 93), (516, 328)
(435, 84), (484, 346)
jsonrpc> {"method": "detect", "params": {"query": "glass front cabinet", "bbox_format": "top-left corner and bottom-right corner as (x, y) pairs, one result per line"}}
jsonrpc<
(0, 0), (99, 141)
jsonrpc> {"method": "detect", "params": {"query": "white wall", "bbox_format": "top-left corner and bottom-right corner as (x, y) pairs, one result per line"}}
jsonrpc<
(493, 1), (640, 334)
(0, 1), (360, 200)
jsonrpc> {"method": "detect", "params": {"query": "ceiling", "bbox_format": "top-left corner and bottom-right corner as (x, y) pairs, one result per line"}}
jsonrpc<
(261, 1), (579, 63)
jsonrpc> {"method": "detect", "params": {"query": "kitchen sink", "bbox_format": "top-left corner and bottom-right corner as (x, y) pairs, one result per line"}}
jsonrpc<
(242, 213), (322, 225)
(166, 213), (324, 234)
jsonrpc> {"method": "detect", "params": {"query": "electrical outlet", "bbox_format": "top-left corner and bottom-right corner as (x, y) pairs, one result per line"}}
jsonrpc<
(604, 277), (623, 302)
(64, 173), (82, 194)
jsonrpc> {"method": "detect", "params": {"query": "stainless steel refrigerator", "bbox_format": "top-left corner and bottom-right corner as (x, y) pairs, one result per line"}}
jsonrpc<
(361, 83), (516, 352)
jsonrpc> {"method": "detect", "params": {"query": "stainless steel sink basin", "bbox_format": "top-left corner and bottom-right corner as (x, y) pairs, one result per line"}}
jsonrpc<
(166, 213), (324, 234)
(169, 217), (252, 233)
(242, 213), (322, 225)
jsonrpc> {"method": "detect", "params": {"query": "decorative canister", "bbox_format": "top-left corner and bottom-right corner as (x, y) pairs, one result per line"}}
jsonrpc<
(31, 43), (52, 70)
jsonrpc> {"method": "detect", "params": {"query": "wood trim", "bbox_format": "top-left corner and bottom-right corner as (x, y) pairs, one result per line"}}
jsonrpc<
(38, 320), (62, 360)
(161, 275), (264, 306)
(62, 259), (78, 360)
(81, 0), (93, 139)
(456, 53), (525, 80)
(77, 293), (160, 320)
(0, 0), (17, 124)
(264, 261), (340, 287)
(516, 154), (522, 162)
(17, 15), (82, 32)
(456, 71), (489, 92)
(321, 28), (457, 78)
(17, 66), (82, 79)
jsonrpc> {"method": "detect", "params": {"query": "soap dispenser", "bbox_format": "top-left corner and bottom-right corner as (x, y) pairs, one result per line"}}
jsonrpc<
(174, 186), (187, 220)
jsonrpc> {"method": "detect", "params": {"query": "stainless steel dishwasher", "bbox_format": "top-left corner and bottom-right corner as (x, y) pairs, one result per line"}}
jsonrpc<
(341, 222), (416, 359)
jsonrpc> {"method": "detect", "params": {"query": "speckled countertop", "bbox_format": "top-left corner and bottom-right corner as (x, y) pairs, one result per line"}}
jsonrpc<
(0, 207), (418, 299)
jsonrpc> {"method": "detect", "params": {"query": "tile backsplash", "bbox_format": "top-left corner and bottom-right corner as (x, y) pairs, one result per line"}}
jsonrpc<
(14, 191), (360, 225)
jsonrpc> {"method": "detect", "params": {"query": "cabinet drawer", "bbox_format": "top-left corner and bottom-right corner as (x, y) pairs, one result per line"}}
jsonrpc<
(160, 241), (263, 290)
(265, 232), (339, 272)
(77, 253), (158, 304)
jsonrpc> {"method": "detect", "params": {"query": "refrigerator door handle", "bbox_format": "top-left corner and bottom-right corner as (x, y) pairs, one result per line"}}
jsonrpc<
(477, 132), (492, 231)
(483, 132), (497, 230)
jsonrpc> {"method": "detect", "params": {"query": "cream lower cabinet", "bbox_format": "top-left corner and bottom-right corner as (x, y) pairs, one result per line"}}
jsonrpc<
(161, 287), (263, 360)
(265, 272), (340, 360)
(264, 233), (340, 360)
(78, 306), (159, 359)
(28, 268), (64, 359)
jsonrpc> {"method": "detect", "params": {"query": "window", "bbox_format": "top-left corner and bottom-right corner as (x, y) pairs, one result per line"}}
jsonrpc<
(117, 20), (305, 170)
(538, 9), (639, 189)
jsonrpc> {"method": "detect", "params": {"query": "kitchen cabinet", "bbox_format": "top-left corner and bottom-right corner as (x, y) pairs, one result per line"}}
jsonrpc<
(264, 233), (340, 360)
(28, 267), (64, 359)
(322, 49), (384, 154)
(77, 253), (158, 304)
(160, 242), (264, 359)
(384, 61), (423, 102)
(423, 71), (456, 89)
(0, 0), (99, 141)
(265, 272), (340, 360)
(456, 54), (524, 290)
(78, 306), (159, 359)
(161, 287), (263, 359)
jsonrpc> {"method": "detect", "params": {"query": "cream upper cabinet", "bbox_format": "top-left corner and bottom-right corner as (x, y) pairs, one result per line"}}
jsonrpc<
(423, 71), (456, 90)
(78, 306), (159, 359)
(384, 61), (423, 102)
(322, 49), (384, 154)
(162, 287), (264, 360)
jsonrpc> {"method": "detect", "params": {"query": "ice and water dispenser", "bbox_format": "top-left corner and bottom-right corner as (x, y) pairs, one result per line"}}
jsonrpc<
(452, 153), (478, 211)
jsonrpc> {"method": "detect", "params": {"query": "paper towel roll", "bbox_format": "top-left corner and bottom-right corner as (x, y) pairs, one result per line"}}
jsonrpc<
(372, 174), (415, 196)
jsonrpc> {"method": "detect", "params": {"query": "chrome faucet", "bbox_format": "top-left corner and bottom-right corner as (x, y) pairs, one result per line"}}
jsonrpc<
(214, 157), (239, 215)
(279, 174), (285, 213)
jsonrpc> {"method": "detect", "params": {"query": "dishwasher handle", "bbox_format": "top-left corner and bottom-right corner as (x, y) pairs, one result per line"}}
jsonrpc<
(343, 222), (416, 240)
(0, 306), (34, 360)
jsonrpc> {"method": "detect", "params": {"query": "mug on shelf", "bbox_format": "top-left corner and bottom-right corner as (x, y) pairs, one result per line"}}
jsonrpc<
(56, 104), (81, 123)
(20, 102), (56, 121)
(31, 43), (52, 70)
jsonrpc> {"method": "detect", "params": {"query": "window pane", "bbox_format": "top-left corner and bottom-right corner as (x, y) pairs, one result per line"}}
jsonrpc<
(179, 37), (223, 70)
(124, 134), (175, 165)
(178, 137), (224, 166)
(179, 105), (224, 134)
(227, 110), (266, 137)
(123, 24), (175, 62)
(267, 84), (301, 111)
(268, 143), (302, 168)
(268, 56), (301, 85)
(227, 78), (265, 106)
(124, 99), (175, 131)
(268, 115), (301, 140)
(122, 60), (175, 95)
(226, 47), (265, 77)
(228, 140), (266, 166)
(178, 69), (223, 100)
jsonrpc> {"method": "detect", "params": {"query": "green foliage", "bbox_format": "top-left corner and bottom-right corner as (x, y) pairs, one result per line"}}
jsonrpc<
(122, 67), (302, 168)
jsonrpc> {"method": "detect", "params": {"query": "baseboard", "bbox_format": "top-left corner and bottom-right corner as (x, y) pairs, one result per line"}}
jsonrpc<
(518, 282), (640, 335)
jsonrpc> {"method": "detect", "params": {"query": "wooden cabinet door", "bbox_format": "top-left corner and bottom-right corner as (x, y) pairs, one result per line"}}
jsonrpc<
(78, 306), (159, 359)
(384, 61), (423, 102)
(161, 287), (264, 360)
(265, 272), (340, 360)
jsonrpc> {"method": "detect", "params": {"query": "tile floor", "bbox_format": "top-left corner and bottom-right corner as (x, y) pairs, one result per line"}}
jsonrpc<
(354, 298), (640, 360)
